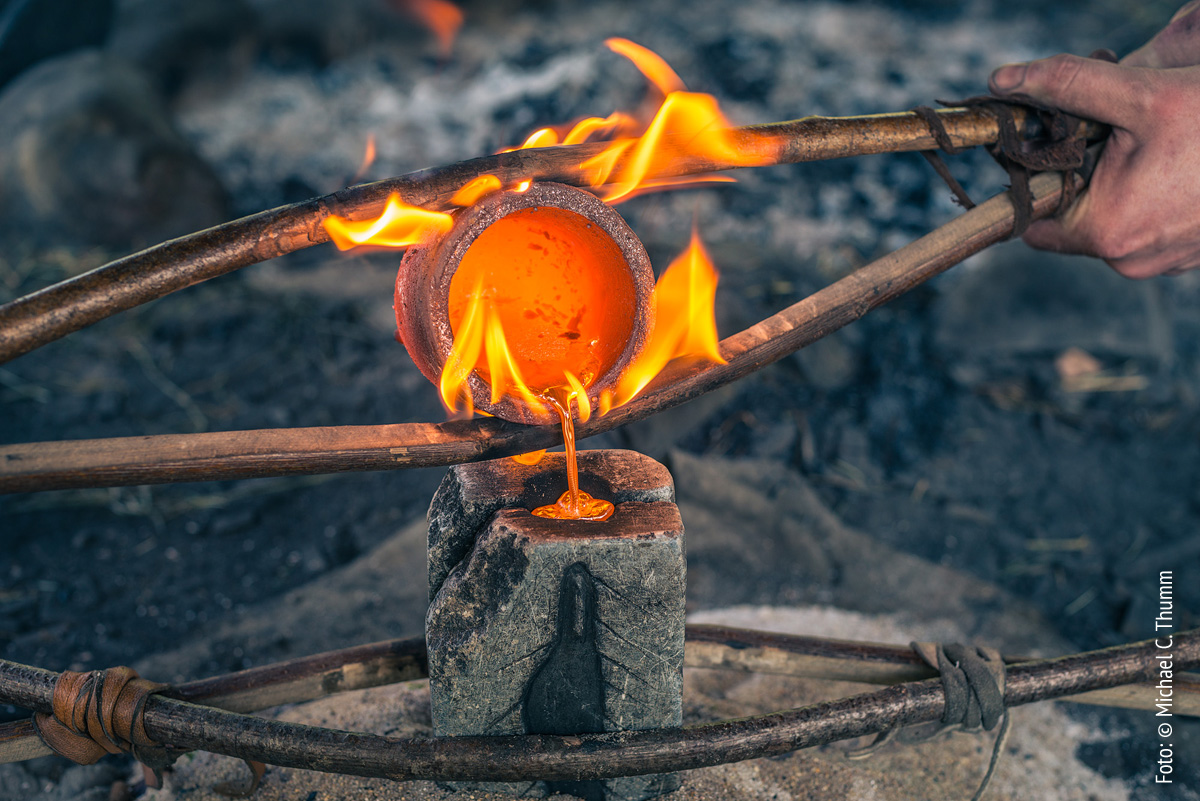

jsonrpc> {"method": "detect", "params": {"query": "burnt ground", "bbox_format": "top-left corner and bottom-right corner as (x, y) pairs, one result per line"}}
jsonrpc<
(1, 0), (1198, 798)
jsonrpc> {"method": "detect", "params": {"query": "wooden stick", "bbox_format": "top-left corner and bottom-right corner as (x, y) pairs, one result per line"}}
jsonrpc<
(0, 630), (1192, 782)
(0, 171), (1070, 493)
(0, 106), (1082, 366)
(4, 626), (1194, 765)
(683, 625), (1200, 716)
(0, 637), (428, 763)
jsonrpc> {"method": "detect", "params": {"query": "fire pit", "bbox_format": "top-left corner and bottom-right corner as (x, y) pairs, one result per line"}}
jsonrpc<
(0, 14), (1196, 801)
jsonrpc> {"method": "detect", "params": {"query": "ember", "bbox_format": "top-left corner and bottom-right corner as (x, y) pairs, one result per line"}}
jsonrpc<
(389, 0), (464, 58)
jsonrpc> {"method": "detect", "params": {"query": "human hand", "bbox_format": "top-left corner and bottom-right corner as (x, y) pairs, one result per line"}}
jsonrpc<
(988, 1), (1200, 278)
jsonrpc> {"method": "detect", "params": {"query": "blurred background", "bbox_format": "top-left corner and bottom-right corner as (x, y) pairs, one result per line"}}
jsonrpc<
(0, 0), (1196, 798)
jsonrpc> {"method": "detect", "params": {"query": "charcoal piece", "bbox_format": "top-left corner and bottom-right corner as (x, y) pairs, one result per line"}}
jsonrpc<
(426, 450), (684, 801)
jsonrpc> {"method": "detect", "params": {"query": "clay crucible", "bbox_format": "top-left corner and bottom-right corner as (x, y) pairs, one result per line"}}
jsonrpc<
(395, 182), (654, 425)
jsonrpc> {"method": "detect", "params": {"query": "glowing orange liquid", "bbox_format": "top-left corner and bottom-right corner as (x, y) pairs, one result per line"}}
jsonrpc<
(448, 206), (636, 394)
(531, 393), (615, 522)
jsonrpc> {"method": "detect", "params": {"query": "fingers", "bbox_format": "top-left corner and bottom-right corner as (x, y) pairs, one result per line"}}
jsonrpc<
(1019, 193), (1097, 258)
(1021, 218), (1167, 280)
(1172, 0), (1200, 23)
(1123, 1), (1200, 68)
(989, 54), (1148, 129)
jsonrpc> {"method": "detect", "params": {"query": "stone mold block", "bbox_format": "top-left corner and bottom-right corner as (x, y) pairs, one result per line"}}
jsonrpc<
(425, 450), (684, 800)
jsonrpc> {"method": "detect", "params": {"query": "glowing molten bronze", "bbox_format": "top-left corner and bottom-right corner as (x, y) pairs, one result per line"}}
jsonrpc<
(395, 182), (654, 426)
(530, 392), (615, 522)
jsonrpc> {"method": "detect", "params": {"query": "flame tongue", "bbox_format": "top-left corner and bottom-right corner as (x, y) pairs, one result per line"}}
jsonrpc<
(503, 37), (776, 202)
(604, 38), (685, 96)
(324, 193), (452, 250)
(531, 391), (615, 522)
(602, 229), (725, 412)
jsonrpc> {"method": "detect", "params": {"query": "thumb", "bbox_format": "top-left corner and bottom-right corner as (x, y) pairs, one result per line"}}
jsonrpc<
(1124, 1), (1200, 68)
(989, 53), (1144, 128)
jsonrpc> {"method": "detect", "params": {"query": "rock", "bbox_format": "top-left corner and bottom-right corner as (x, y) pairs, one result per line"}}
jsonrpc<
(0, 50), (227, 250)
(426, 451), (684, 800)
(0, 0), (114, 90)
(667, 449), (1069, 655)
(109, 0), (256, 97)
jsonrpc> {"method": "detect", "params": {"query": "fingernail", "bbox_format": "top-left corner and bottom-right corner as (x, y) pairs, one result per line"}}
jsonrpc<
(990, 63), (1027, 92)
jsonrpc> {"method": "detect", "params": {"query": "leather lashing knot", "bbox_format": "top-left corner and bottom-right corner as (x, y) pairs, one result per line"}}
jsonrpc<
(911, 642), (1007, 733)
(913, 93), (1103, 239)
(849, 642), (1010, 801)
(912, 642), (1011, 801)
(31, 666), (179, 786)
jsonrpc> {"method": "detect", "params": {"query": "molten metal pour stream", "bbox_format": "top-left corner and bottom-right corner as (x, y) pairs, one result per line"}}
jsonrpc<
(531, 391), (615, 522)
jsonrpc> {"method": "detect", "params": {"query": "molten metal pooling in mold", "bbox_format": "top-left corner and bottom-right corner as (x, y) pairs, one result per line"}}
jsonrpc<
(530, 393), (615, 522)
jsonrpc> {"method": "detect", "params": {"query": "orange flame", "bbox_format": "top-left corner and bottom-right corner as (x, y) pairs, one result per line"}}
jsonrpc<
(327, 175), (514, 250)
(450, 174), (502, 206)
(601, 229), (726, 413)
(502, 38), (774, 203)
(439, 278), (595, 422)
(512, 449), (546, 465)
(498, 112), (635, 154)
(352, 134), (377, 183)
(391, 0), (463, 58)
(604, 38), (685, 95)
(323, 193), (452, 250)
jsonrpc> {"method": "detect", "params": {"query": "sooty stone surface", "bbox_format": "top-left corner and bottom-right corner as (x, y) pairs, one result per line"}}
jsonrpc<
(426, 451), (684, 800)
(427, 449), (676, 600)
